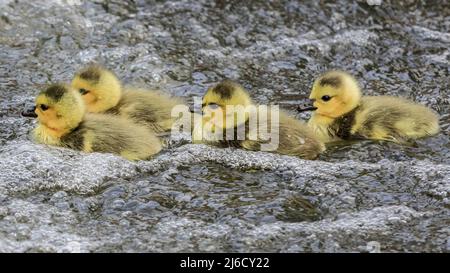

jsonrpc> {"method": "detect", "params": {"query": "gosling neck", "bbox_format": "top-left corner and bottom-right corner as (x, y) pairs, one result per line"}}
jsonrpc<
(33, 124), (63, 145)
(43, 123), (74, 138)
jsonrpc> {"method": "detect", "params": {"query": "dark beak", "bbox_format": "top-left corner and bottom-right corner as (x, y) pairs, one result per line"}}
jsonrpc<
(21, 105), (37, 118)
(297, 100), (317, 113)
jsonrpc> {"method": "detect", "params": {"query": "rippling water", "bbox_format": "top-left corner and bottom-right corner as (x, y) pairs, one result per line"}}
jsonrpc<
(0, 0), (449, 252)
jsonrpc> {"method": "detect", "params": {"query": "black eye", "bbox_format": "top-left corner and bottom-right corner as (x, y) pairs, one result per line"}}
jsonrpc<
(79, 88), (89, 95)
(40, 104), (49, 111)
(321, 95), (332, 102)
(208, 103), (220, 109)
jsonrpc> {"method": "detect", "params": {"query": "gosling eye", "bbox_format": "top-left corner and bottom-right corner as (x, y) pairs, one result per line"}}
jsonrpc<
(40, 104), (49, 111)
(321, 95), (332, 102)
(207, 103), (220, 109)
(79, 88), (90, 95)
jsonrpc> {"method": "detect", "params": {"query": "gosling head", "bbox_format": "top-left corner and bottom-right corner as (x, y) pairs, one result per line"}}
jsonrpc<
(71, 64), (121, 113)
(34, 83), (85, 138)
(202, 80), (253, 129)
(309, 70), (362, 118)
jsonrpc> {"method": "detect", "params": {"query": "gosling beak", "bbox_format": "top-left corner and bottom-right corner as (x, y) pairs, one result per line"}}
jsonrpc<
(297, 99), (317, 113)
(21, 105), (37, 118)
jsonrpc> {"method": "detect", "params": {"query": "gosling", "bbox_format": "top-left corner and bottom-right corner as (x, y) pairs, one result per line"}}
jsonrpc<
(29, 83), (162, 160)
(304, 70), (440, 143)
(71, 64), (186, 134)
